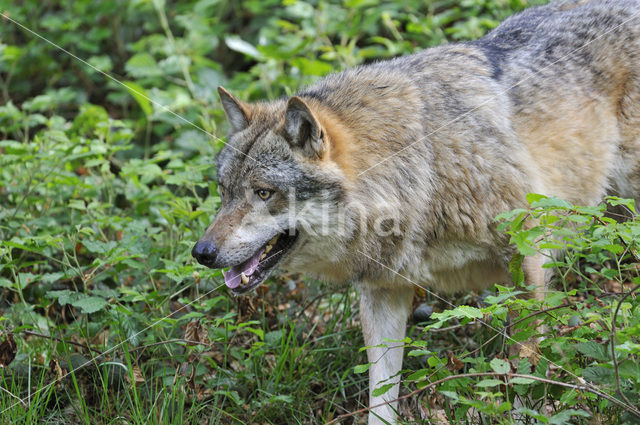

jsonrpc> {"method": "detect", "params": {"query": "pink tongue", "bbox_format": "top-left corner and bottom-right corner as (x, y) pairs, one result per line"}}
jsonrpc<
(223, 249), (263, 289)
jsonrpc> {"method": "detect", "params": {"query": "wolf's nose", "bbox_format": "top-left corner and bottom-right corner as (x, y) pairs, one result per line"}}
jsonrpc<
(192, 240), (218, 267)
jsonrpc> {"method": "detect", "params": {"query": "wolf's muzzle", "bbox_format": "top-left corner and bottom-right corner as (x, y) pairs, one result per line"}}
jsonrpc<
(191, 239), (219, 267)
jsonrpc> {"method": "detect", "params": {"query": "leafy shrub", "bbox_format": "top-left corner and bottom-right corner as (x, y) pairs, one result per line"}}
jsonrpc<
(360, 196), (639, 423)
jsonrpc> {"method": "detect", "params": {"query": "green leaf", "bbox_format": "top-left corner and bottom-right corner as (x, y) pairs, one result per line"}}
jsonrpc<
(225, 36), (263, 60)
(576, 341), (609, 362)
(290, 57), (333, 76)
(515, 407), (548, 423)
(123, 81), (153, 116)
(47, 290), (77, 306)
(548, 409), (591, 425)
(489, 358), (510, 374)
(566, 214), (591, 224)
(406, 369), (429, 381)
(372, 383), (394, 397)
(530, 196), (573, 209)
(617, 360), (640, 379)
(354, 364), (370, 374)
(268, 394), (293, 404)
(71, 296), (108, 314)
(407, 349), (430, 357)
(510, 230), (539, 256)
(526, 193), (547, 204)
(125, 53), (162, 78)
(476, 379), (503, 387)
(582, 366), (613, 384)
(214, 390), (242, 406)
(605, 196), (636, 213)
(2, 45), (23, 62)
(509, 253), (524, 285)
(509, 376), (535, 385)
(431, 305), (483, 322)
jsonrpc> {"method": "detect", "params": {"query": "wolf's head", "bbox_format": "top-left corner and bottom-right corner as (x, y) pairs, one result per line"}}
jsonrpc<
(192, 87), (349, 294)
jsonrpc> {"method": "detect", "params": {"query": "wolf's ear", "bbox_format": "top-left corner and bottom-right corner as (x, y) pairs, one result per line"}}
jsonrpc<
(284, 97), (324, 158)
(218, 86), (251, 133)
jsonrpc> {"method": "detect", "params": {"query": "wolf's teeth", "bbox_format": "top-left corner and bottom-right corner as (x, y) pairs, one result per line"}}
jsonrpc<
(240, 273), (249, 285)
(269, 234), (279, 245)
(260, 252), (266, 261)
(265, 244), (272, 253)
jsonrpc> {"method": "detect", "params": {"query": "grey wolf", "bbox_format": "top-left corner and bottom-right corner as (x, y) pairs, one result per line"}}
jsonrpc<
(192, 0), (640, 423)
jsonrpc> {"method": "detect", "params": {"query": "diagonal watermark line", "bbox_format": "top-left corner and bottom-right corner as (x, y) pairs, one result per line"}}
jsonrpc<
(356, 249), (638, 412)
(0, 11), (255, 162)
(0, 248), (285, 415)
(357, 8), (640, 176)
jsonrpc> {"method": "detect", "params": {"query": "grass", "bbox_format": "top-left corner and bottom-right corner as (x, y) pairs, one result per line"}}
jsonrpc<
(1, 279), (373, 424)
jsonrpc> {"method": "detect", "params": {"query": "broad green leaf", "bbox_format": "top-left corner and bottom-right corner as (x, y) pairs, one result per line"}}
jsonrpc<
(431, 305), (483, 322)
(582, 366), (613, 384)
(548, 409), (591, 425)
(290, 57), (333, 76)
(515, 407), (548, 423)
(125, 53), (162, 78)
(354, 364), (370, 374)
(123, 81), (153, 116)
(530, 196), (573, 209)
(576, 341), (609, 362)
(476, 379), (503, 387)
(489, 358), (510, 374)
(509, 376), (535, 385)
(225, 36), (263, 60)
(72, 296), (108, 314)
(406, 369), (429, 381)
(47, 290), (77, 306)
(526, 193), (548, 204)
(372, 383), (394, 397)
(605, 196), (636, 213)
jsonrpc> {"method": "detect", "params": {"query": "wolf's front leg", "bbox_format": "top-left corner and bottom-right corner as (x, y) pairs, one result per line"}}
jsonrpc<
(358, 284), (414, 425)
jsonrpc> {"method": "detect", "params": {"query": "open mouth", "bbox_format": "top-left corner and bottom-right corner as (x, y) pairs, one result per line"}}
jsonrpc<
(222, 231), (298, 294)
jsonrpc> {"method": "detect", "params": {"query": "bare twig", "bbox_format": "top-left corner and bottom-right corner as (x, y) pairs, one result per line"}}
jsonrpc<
(417, 322), (467, 333)
(22, 330), (102, 354)
(0, 385), (25, 407)
(506, 303), (572, 330)
(130, 338), (210, 353)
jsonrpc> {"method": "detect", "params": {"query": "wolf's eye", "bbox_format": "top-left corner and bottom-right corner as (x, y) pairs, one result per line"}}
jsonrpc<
(217, 185), (226, 200)
(255, 189), (274, 201)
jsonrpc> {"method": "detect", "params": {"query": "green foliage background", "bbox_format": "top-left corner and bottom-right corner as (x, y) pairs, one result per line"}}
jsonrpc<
(1, 0), (639, 424)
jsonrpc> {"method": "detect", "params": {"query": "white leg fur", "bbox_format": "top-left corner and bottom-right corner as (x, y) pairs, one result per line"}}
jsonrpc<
(358, 284), (414, 425)
(522, 252), (547, 302)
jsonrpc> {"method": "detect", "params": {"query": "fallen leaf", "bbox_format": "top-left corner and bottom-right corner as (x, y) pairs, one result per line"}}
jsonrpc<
(518, 341), (541, 366)
(184, 320), (208, 345)
(126, 365), (145, 386)
(50, 359), (64, 383)
(0, 333), (17, 368)
(446, 351), (463, 372)
(605, 280), (622, 293)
